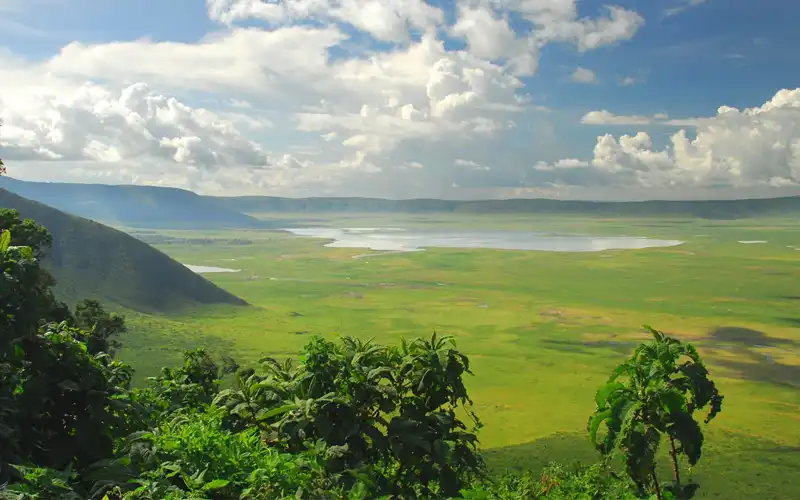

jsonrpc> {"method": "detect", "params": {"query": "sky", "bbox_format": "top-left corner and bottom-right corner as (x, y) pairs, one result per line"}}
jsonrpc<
(1, 0), (799, 200)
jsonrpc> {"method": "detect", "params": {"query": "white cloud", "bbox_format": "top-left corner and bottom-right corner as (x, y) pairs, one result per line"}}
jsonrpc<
(9, 1), (792, 199)
(664, 0), (707, 18)
(580, 110), (713, 127)
(455, 158), (491, 170)
(0, 82), (267, 168)
(571, 67), (598, 84)
(581, 110), (655, 125)
(207, 0), (444, 43)
(538, 88), (800, 189)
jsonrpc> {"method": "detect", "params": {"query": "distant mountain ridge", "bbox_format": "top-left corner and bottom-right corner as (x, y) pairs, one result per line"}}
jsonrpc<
(212, 194), (800, 219)
(3, 177), (800, 221)
(0, 177), (266, 230)
(0, 188), (248, 313)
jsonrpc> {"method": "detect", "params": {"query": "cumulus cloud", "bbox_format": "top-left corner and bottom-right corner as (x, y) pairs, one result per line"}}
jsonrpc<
(5, 0), (795, 199)
(537, 88), (800, 189)
(0, 82), (267, 168)
(571, 67), (598, 84)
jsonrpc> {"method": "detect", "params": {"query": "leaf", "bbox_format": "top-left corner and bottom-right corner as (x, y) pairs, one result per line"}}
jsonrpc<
(588, 409), (612, 446)
(13, 344), (24, 358)
(202, 479), (230, 491)
(0, 230), (10, 253)
(595, 382), (624, 408)
(660, 390), (687, 414)
(256, 404), (296, 421)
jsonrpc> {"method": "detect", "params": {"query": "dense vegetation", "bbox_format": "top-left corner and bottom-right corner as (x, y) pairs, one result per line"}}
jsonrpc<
(0, 192), (247, 313)
(1, 214), (726, 498)
(3, 177), (800, 225)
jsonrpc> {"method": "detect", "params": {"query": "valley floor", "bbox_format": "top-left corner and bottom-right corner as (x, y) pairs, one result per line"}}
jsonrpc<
(119, 214), (800, 500)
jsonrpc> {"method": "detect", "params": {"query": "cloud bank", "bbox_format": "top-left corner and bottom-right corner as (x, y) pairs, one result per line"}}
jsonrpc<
(0, 1), (798, 199)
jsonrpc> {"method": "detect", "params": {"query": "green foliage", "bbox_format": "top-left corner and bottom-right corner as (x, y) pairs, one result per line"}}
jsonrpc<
(147, 349), (224, 415)
(0, 209), (53, 259)
(588, 326), (724, 499)
(101, 408), (342, 499)
(214, 333), (484, 498)
(462, 462), (639, 499)
(74, 299), (127, 356)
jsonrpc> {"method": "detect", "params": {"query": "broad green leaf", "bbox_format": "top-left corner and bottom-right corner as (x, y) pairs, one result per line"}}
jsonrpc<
(256, 403), (296, 421)
(588, 409), (613, 445)
(595, 382), (624, 408)
(202, 479), (230, 491)
(660, 389), (687, 414)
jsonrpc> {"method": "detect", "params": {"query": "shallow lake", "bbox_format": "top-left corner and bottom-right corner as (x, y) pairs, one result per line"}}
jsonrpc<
(282, 227), (683, 253)
(184, 264), (241, 273)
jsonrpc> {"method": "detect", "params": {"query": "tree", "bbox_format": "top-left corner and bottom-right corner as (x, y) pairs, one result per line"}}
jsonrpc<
(74, 299), (127, 356)
(588, 326), (724, 500)
(0, 229), (133, 484)
(0, 209), (54, 260)
(214, 333), (485, 498)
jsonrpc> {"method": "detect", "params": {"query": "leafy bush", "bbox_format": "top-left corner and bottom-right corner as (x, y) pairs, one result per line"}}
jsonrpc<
(214, 334), (484, 498)
(588, 326), (723, 500)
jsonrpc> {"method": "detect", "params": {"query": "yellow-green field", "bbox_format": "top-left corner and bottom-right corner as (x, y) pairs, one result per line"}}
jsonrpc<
(118, 214), (800, 499)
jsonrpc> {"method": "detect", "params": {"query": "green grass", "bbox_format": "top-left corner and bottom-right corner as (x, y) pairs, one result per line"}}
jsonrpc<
(117, 214), (800, 499)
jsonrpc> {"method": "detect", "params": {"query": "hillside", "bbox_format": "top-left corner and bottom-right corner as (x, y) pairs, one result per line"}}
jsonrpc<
(0, 177), (266, 230)
(213, 194), (800, 219)
(0, 188), (248, 312)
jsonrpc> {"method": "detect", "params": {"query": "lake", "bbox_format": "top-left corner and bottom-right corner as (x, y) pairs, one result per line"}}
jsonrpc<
(184, 264), (241, 273)
(281, 227), (683, 253)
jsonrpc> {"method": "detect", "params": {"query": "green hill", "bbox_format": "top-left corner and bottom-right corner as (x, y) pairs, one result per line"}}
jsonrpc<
(0, 188), (248, 313)
(0, 177), (266, 230)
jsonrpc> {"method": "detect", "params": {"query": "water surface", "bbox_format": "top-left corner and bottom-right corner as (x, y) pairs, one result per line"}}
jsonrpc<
(282, 227), (683, 253)
(184, 264), (241, 273)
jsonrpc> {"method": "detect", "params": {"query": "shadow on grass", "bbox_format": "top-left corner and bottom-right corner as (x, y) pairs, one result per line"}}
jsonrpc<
(704, 326), (800, 388)
(779, 317), (800, 327)
(483, 432), (597, 475)
(539, 339), (633, 356)
(714, 354), (800, 389)
(708, 326), (793, 347)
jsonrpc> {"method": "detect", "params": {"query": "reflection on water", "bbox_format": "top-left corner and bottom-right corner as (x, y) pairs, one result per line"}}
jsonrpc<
(282, 227), (683, 253)
(184, 264), (241, 273)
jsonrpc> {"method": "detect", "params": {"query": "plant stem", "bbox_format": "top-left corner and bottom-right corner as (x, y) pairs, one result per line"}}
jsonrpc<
(670, 436), (681, 487)
(651, 467), (664, 500)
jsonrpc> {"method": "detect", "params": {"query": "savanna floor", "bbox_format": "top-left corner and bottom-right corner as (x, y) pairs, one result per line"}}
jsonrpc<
(118, 214), (800, 500)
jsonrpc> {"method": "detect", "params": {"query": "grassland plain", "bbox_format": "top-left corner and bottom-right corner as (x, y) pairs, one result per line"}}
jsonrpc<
(118, 214), (800, 500)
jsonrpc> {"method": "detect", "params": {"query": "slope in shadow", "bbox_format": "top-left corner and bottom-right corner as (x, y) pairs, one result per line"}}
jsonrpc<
(0, 188), (248, 313)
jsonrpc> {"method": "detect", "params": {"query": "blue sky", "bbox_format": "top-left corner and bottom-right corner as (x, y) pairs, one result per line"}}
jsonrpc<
(1, 0), (799, 199)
